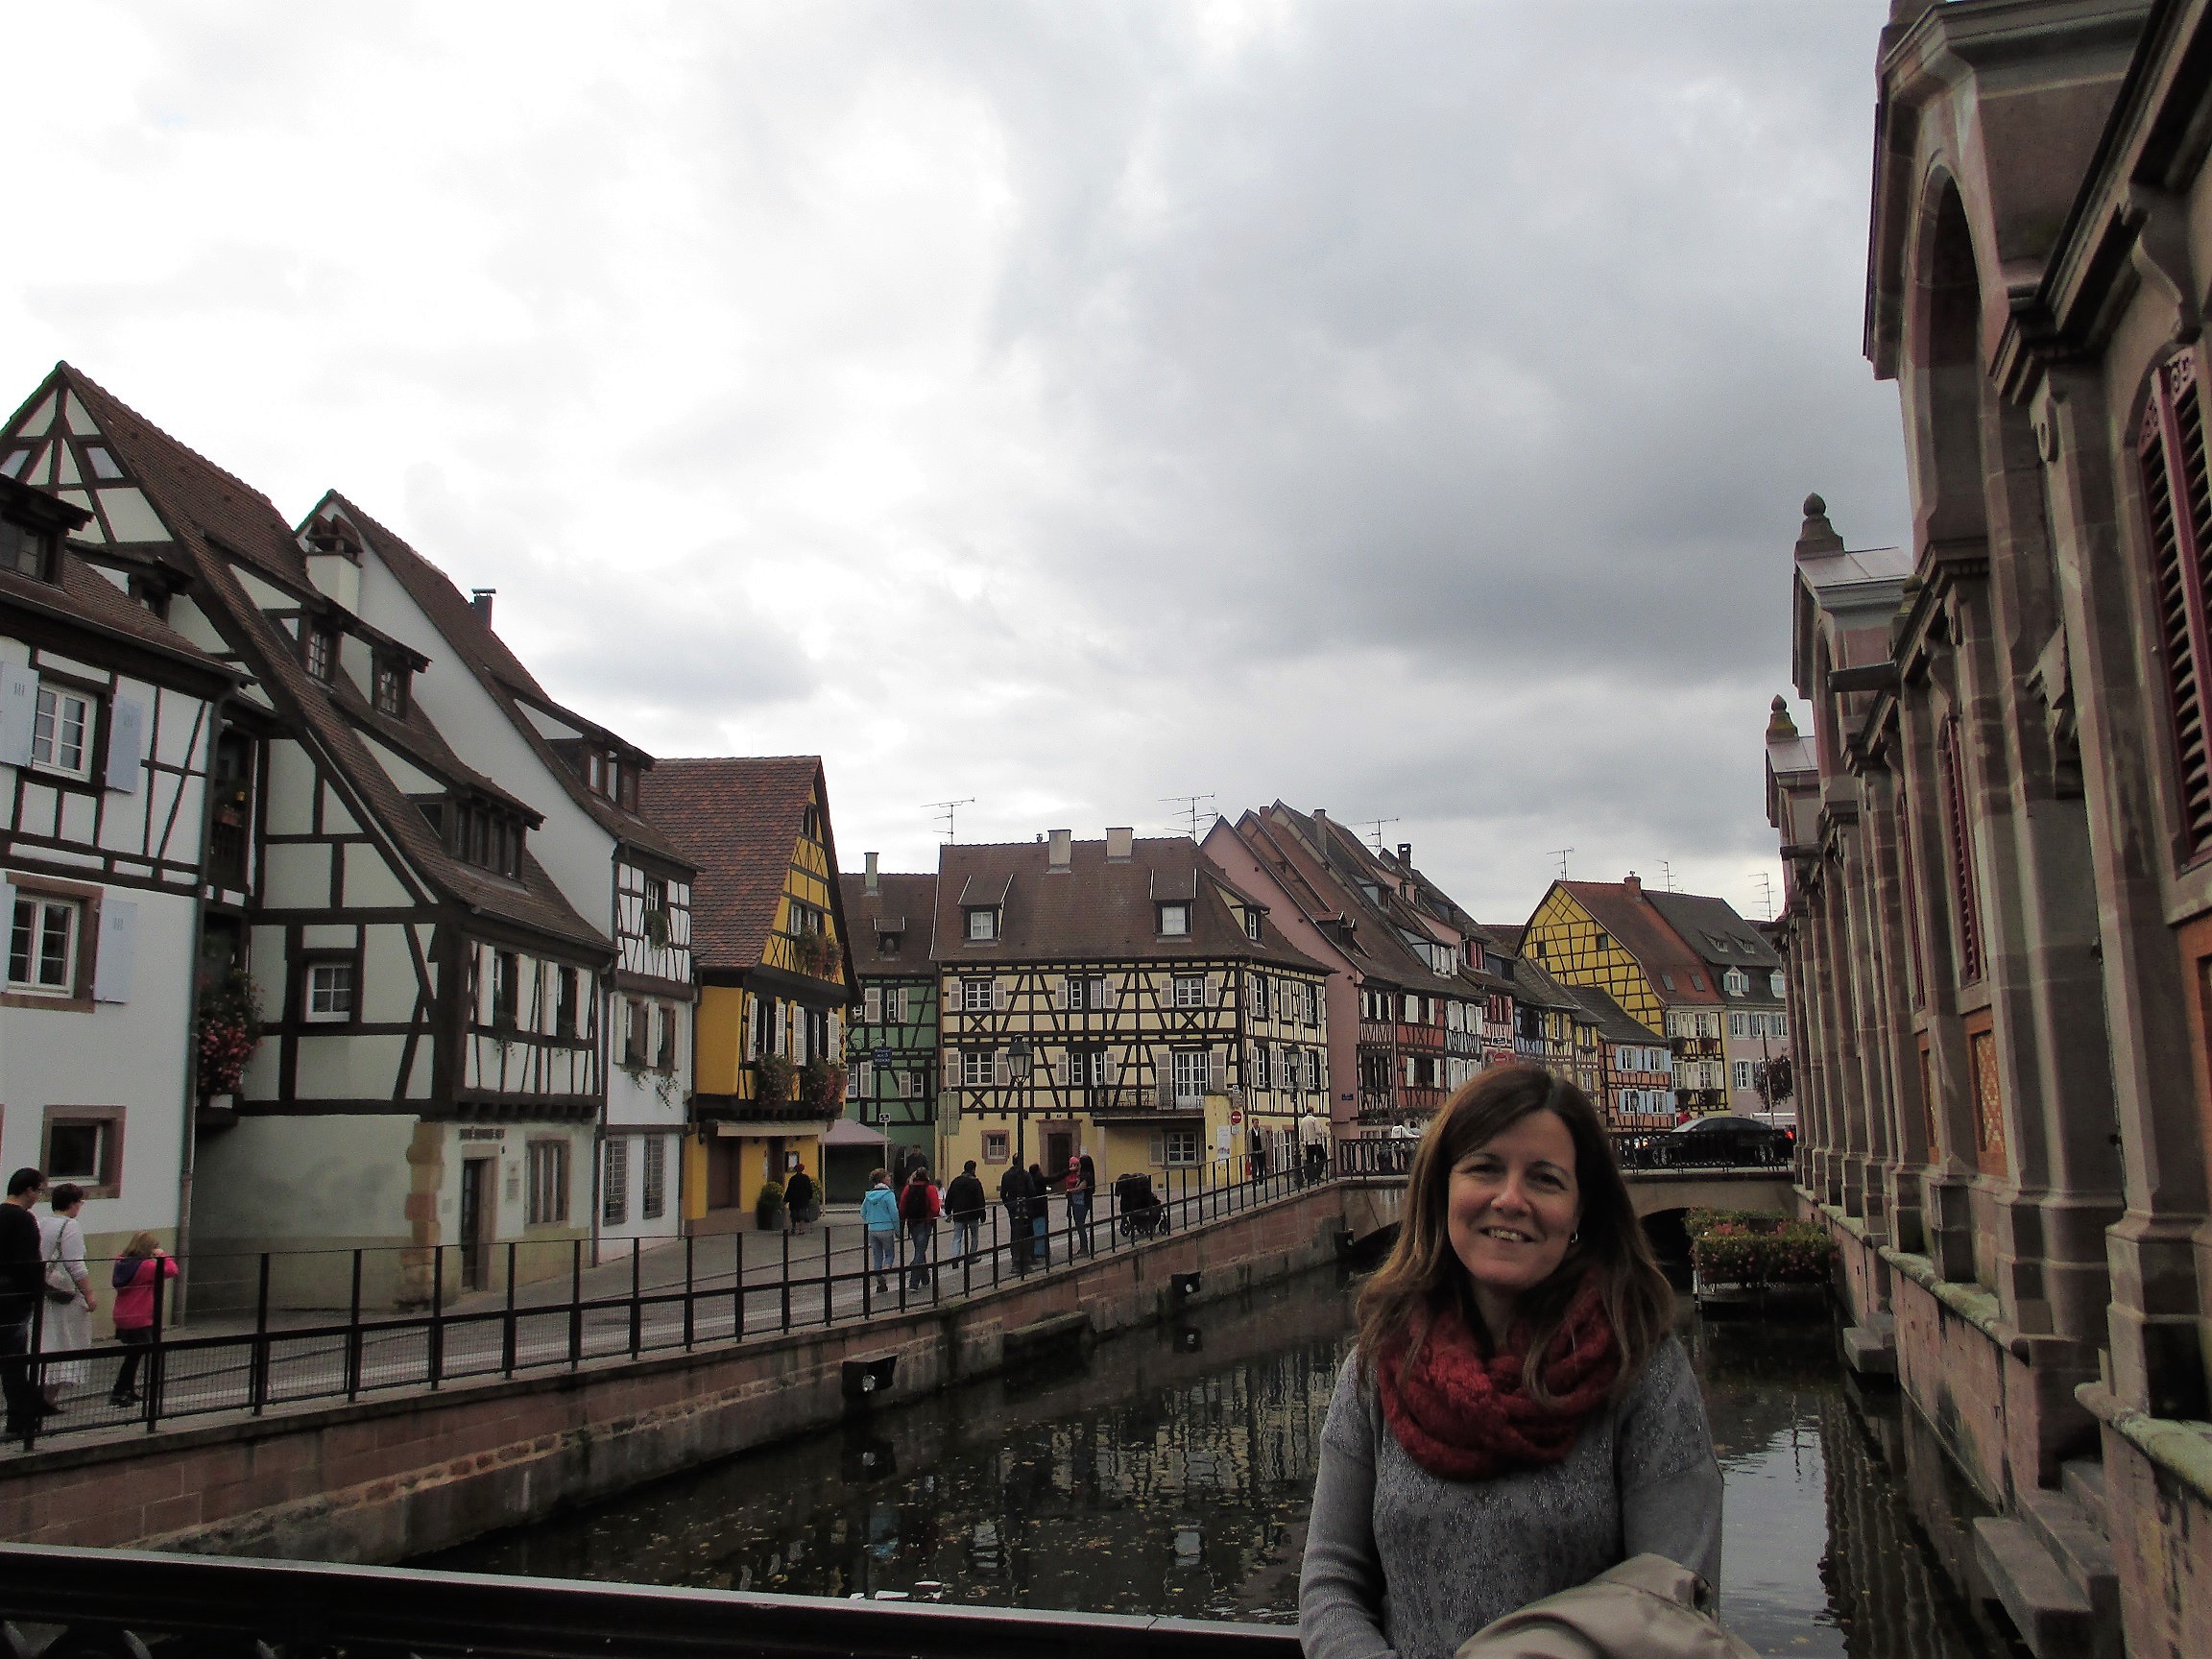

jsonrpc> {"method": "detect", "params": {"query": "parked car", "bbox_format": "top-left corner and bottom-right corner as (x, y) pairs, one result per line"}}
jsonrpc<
(1654, 1113), (1793, 1168)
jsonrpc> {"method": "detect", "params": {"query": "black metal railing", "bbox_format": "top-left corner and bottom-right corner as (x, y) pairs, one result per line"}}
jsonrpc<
(1337, 1132), (1796, 1179)
(2, 1161), (1320, 1452)
(0, 1543), (1300, 1659)
(1335, 1138), (1414, 1177)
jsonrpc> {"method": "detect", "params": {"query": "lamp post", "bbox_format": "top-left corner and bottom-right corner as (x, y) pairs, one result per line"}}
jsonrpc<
(1008, 1035), (1034, 1168)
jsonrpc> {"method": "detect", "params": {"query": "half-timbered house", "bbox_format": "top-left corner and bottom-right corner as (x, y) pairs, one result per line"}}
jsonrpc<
(3, 473), (239, 1298)
(637, 757), (854, 1231)
(295, 495), (698, 1255)
(834, 857), (936, 1200)
(933, 830), (1330, 1188)
(2, 367), (613, 1310)
(1556, 985), (1672, 1127)
(1521, 877), (1731, 1116)
(1641, 889), (1791, 1119)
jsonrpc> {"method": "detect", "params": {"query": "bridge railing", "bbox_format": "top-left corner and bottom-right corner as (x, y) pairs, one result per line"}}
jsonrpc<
(0, 1158), (1326, 1453)
(0, 1543), (1298, 1659)
(1336, 1132), (1795, 1179)
(1334, 1138), (1414, 1177)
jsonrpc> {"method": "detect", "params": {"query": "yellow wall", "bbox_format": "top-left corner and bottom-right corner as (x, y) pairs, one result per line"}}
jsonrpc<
(1524, 887), (1664, 1029)
(696, 984), (747, 1095)
(937, 1098), (1235, 1194)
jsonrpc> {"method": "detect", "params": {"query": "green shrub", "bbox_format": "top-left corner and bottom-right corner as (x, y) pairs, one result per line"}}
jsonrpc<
(1692, 1221), (1835, 1286)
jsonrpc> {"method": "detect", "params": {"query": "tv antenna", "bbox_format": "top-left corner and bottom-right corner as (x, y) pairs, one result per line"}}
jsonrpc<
(925, 798), (976, 843)
(1159, 793), (1217, 840)
(1550, 847), (1574, 878)
(1659, 859), (1676, 893)
(1362, 816), (1401, 854)
(1749, 871), (1774, 921)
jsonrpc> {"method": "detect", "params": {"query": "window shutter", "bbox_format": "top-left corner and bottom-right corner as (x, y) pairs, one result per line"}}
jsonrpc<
(1152, 1048), (1171, 1109)
(1207, 1047), (1226, 1092)
(858, 1061), (875, 1099)
(0, 664), (36, 768)
(2143, 353), (2212, 851)
(1937, 719), (1985, 982)
(1052, 1050), (1070, 1087)
(993, 979), (1008, 1013)
(93, 899), (137, 1002)
(863, 986), (880, 1023)
(994, 1048), (1010, 1087)
(1150, 1133), (1165, 1166)
(1205, 974), (1220, 1008)
(1101, 977), (1117, 1010)
(944, 1051), (959, 1088)
(1102, 1049), (1118, 1086)
(1055, 976), (1070, 1011)
(103, 696), (146, 792)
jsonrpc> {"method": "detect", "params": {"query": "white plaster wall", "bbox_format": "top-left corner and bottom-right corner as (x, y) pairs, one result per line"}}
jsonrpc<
(191, 1112), (416, 1244)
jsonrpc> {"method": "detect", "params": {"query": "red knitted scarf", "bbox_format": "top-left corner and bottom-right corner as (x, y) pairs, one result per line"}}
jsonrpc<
(1377, 1274), (1623, 1481)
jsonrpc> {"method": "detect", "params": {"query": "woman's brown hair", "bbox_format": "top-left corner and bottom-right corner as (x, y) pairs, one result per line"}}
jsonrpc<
(1355, 1065), (1673, 1405)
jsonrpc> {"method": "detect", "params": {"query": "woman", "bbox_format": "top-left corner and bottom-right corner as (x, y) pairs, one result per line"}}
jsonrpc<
(901, 1166), (939, 1289)
(108, 1232), (177, 1408)
(783, 1165), (819, 1231)
(1300, 1067), (1721, 1659)
(1024, 1163), (1051, 1269)
(36, 1184), (95, 1410)
(859, 1169), (900, 1295)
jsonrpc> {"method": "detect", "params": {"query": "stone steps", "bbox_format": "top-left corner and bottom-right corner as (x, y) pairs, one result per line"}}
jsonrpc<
(2062, 1456), (2109, 1536)
(1974, 1475), (2122, 1659)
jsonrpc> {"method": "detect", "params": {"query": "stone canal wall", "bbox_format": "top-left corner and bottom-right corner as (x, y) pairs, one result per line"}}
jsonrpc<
(0, 1181), (1350, 1564)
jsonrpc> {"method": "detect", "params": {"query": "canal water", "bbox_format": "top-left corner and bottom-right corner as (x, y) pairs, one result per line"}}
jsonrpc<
(429, 1268), (2027, 1658)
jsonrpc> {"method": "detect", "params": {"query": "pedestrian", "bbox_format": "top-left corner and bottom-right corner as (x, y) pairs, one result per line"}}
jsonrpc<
(37, 1184), (96, 1410)
(108, 1232), (178, 1409)
(783, 1165), (819, 1231)
(998, 1160), (1032, 1272)
(1298, 1067), (1720, 1659)
(946, 1160), (987, 1262)
(1025, 1164), (1051, 1269)
(0, 1168), (47, 1445)
(860, 1169), (900, 1294)
(1070, 1153), (1097, 1254)
(1300, 1106), (1331, 1186)
(1250, 1132), (1268, 1184)
(902, 1166), (939, 1289)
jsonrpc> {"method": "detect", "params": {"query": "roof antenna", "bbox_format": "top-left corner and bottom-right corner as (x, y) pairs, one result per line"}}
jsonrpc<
(925, 798), (976, 843)
(1159, 794), (1216, 841)
(1659, 859), (1675, 893)
(1361, 816), (1400, 853)
(1750, 871), (1774, 921)
(1551, 847), (1574, 878)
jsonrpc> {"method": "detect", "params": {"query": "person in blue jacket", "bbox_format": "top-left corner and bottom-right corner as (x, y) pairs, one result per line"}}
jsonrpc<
(860, 1169), (901, 1294)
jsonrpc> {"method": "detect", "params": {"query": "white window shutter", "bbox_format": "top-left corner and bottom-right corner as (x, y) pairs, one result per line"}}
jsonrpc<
(1205, 974), (1220, 1008)
(858, 1061), (874, 1098)
(1052, 1050), (1069, 1087)
(864, 986), (880, 1023)
(994, 1048), (1009, 1087)
(993, 979), (1008, 1013)
(1207, 1047), (1226, 1092)
(0, 664), (36, 767)
(944, 1051), (960, 1088)
(1152, 1048), (1170, 1108)
(103, 696), (145, 792)
(1101, 977), (1117, 1010)
(1054, 977), (1069, 1011)
(93, 899), (137, 1002)
(1102, 1049), (1118, 1086)
(1150, 1133), (1165, 1166)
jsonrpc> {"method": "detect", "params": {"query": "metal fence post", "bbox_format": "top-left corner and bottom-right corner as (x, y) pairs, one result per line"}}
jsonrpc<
(991, 1206), (999, 1287)
(143, 1258), (167, 1433)
(502, 1242), (517, 1377)
(346, 1248), (364, 1401)
(780, 1228), (791, 1333)
(248, 1252), (271, 1415)
(629, 1238), (643, 1358)
(684, 1235), (696, 1351)
(567, 1238), (583, 1371)
(429, 1245), (445, 1390)
(733, 1231), (745, 1339)
(821, 1225), (832, 1326)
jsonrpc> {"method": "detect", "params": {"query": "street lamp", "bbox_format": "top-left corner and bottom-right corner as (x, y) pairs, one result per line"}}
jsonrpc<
(1007, 1035), (1033, 1166)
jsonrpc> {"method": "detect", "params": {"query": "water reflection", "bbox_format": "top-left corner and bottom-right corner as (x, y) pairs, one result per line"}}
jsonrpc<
(427, 1274), (2027, 1655)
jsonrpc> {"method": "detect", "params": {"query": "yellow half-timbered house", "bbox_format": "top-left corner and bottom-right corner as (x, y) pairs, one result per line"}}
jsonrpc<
(638, 757), (854, 1230)
(932, 830), (1331, 1187)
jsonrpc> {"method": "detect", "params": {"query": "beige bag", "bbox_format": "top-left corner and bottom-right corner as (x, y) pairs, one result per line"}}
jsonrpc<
(1454, 1554), (1758, 1659)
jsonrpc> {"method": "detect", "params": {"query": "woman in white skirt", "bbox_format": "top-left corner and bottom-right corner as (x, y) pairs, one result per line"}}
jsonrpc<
(36, 1183), (96, 1409)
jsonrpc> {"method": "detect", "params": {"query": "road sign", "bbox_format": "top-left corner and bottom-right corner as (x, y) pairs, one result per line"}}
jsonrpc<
(1229, 1110), (1242, 1125)
(874, 1046), (893, 1068)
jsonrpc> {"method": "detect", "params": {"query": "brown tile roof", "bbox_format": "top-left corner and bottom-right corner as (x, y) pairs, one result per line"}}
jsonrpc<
(314, 492), (692, 872)
(1551, 879), (1720, 1004)
(0, 543), (232, 685)
(1257, 804), (1473, 995)
(1642, 890), (1785, 976)
(930, 836), (1330, 972)
(638, 756), (844, 976)
(6, 366), (607, 954)
(839, 872), (938, 979)
(1554, 982), (1665, 1046)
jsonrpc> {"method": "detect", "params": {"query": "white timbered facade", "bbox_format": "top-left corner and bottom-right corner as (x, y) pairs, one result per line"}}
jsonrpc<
(2, 473), (237, 1295)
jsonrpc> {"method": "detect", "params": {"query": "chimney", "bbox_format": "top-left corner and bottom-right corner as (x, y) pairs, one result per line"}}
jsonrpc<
(1397, 842), (1412, 869)
(1623, 871), (1643, 899)
(1047, 829), (1072, 870)
(1105, 827), (1134, 863)
(864, 852), (879, 895)
(470, 588), (495, 624)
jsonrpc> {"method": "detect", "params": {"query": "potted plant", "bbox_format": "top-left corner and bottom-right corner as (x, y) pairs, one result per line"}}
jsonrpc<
(196, 967), (264, 1108)
(756, 1176), (786, 1231)
(757, 1053), (795, 1108)
(794, 931), (839, 979)
(799, 1057), (842, 1115)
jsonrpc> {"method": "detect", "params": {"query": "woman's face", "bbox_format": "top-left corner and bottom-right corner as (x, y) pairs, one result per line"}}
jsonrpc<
(1446, 1110), (1582, 1319)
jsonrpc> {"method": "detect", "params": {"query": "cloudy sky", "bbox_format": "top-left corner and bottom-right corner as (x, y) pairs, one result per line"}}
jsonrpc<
(2, 1), (1910, 922)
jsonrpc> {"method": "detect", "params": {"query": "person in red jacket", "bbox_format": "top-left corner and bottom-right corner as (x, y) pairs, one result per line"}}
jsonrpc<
(108, 1232), (178, 1408)
(901, 1166), (940, 1290)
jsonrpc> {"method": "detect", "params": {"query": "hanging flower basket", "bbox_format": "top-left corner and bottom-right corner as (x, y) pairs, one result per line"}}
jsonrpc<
(756, 1053), (796, 1107)
(799, 1057), (842, 1115)
(196, 968), (265, 1098)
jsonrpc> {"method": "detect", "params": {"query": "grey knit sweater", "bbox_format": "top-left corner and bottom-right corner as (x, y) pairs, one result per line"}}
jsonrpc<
(1298, 1336), (1722, 1659)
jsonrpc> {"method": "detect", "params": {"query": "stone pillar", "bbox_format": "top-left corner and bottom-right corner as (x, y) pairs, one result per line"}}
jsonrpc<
(1817, 827), (1871, 1218)
(401, 1118), (445, 1310)
(1837, 809), (1894, 1240)
(1862, 758), (1931, 1255)
(2033, 363), (2211, 1418)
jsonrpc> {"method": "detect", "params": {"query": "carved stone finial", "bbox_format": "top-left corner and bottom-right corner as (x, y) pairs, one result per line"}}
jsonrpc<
(1795, 493), (1845, 560)
(1767, 696), (1799, 741)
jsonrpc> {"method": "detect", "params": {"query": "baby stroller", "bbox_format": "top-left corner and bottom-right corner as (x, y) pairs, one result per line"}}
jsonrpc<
(1115, 1170), (1169, 1240)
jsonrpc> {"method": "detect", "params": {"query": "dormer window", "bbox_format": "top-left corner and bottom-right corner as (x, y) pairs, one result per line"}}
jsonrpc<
(373, 659), (409, 717)
(1723, 969), (1748, 997)
(1244, 909), (1262, 943)
(877, 926), (903, 955)
(304, 626), (336, 682)
(965, 906), (998, 942)
(2, 513), (56, 582)
(1157, 902), (1190, 938)
(1769, 972), (1786, 998)
(440, 797), (525, 878)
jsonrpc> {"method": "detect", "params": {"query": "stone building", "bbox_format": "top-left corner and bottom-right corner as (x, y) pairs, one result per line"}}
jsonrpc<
(1773, 3), (2212, 1651)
